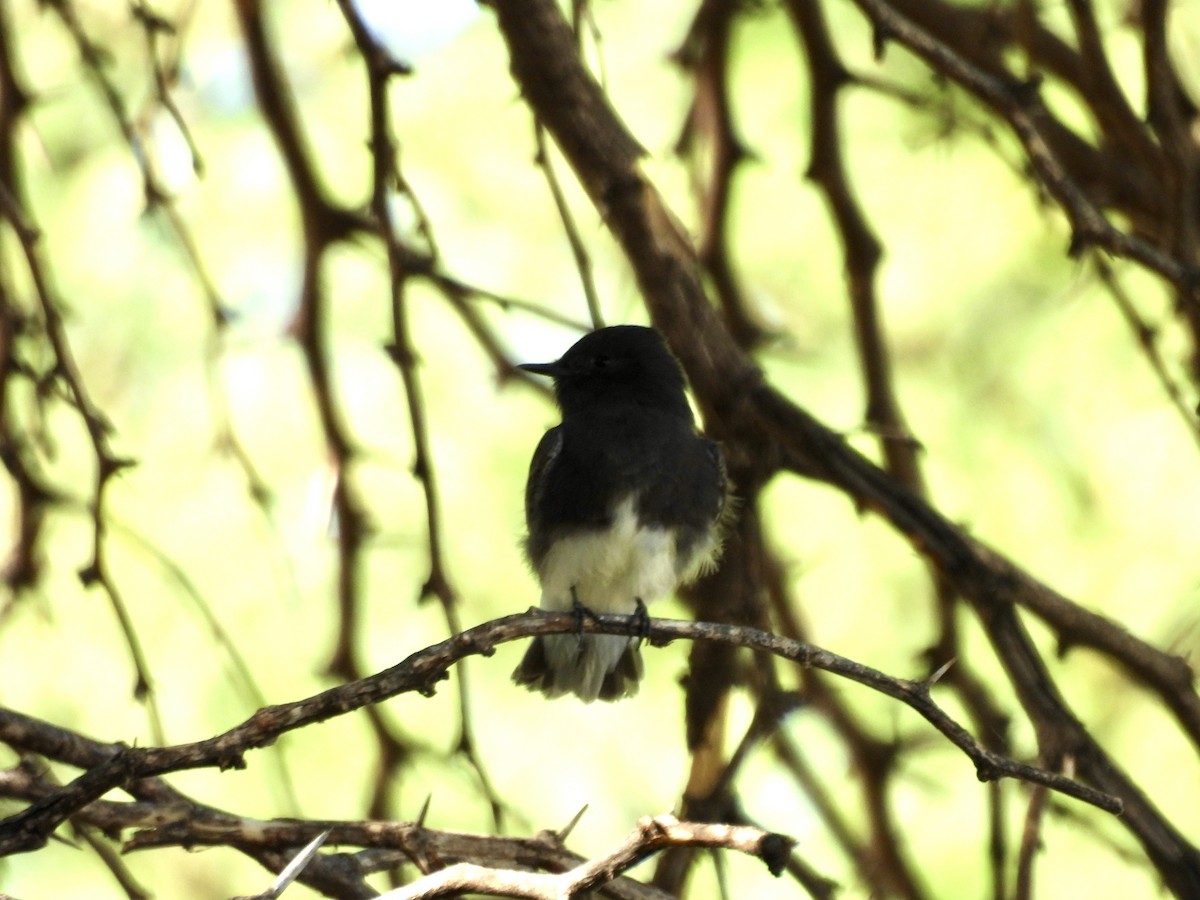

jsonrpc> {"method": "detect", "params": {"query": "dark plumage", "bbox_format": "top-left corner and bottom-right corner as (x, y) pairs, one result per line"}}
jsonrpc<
(512, 325), (728, 702)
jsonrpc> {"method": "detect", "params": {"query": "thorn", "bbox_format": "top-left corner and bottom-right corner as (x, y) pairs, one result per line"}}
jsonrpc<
(415, 793), (432, 828)
(871, 22), (893, 61)
(1067, 230), (1093, 258)
(268, 828), (330, 896)
(383, 55), (414, 78)
(132, 2), (176, 34)
(928, 657), (956, 685)
(100, 455), (138, 478)
(384, 341), (416, 367)
(77, 562), (101, 587)
(557, 804), (588, 842)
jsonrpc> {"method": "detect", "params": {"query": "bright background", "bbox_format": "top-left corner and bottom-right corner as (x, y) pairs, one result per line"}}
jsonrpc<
(1, 0), (1198, 896)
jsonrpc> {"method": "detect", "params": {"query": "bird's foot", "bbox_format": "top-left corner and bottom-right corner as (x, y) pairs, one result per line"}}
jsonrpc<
(631, 597), (651, 646)
(570, 586), (600, 647)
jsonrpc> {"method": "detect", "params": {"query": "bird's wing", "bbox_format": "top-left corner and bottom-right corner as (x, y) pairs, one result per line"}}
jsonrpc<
(525, 425), (563, 532)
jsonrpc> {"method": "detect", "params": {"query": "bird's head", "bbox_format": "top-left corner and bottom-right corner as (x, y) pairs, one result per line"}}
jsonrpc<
(519, 325), (691, 418)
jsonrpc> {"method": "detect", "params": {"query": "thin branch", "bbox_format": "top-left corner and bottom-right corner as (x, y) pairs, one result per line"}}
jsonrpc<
(0, 183), (156, 736)
(333, 0), (509, 830)
(848, 0), (1200, 306)
(380, 815), (792, 900)
(673, 0), (763, 346)
(534, 122), (605, 329)
(0, 762), (375, 898)
(761, 519), (928, 900)
(0, 610), (1123, 856)
(785, 13), (1017, 893)
(786, 0), (918, 486)
(1093, 257), (1200, 450)
(480, 1), (1200, 892)
(72, 822), (152, 900)
(1013, 782), (1049, 900)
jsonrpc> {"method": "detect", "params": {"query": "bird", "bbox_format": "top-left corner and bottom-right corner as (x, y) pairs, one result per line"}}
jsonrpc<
(512, 324), (728, 702)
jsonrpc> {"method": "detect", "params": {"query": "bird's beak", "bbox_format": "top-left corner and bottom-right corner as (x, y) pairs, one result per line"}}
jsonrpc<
(518, 360), (562, 377)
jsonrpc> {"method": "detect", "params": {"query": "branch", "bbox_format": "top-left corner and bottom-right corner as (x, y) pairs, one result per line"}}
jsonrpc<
(479, 0), (1200, 891)
(380, 815), (792, 900)
(673, 0), (763, 346)
(847, 0), (1200, 304)
(534, 121), (605, 329)
(0, 610), (1122, 857)
(0, 716), (780, 898)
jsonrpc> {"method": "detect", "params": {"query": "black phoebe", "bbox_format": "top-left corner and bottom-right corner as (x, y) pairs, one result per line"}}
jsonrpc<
(512, 325), (728, 702)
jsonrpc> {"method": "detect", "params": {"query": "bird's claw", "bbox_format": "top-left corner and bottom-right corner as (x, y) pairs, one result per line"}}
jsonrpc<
(631, 597), (651, 646)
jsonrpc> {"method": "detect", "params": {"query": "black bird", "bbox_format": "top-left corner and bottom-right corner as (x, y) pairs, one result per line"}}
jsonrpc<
(512, 325), (728, 702)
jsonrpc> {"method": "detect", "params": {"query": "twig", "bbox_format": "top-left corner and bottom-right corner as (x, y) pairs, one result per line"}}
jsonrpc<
(1093, 257), (1200, 450)
(333, 0), (508, 828)
(847, 0), (1200, 306)
(673, 0), (761, 346)
(72, 822), (152, 900)
(0, 610), (1123, 856)
(534, 122), (605, 329)
(106, 516), (301, 813)
(0, 176), (156, 739)
(379, 815), (792, 900)
(479, 1), (1200, 892)
(1013, 782), (1049, 900)
(0, 763), (375, 898)
(789, 14), (1019, 890)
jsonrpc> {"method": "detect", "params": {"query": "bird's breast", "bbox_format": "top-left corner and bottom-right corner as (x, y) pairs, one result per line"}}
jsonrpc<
(536, 495), (682, 613)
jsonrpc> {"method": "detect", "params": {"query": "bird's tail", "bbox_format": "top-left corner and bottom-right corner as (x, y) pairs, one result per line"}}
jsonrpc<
(512, 633), (643, 702)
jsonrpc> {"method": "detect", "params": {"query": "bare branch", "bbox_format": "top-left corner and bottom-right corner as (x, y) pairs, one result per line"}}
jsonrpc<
(0, 609), (1122, 857)
(380, 815), (792, 900)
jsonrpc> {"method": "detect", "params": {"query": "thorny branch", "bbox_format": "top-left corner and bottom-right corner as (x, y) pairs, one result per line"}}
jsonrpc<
(2, 744), (780, 900)
(0, 610), (1122, 859)
(785, 3), (1015, 894)
(0, 3), (157, 740)
(485, 0), (1200, 894)
(380, 815), (793, 900)
(672, 0), (762, 347)
(332, 0), (506, 828)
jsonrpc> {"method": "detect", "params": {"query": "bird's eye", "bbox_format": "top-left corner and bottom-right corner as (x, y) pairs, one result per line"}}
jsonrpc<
(593, 354), (611, 369)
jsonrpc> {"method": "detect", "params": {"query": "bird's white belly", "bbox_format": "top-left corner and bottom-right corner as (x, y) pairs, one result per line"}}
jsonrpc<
(537, 496), (680, 614)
